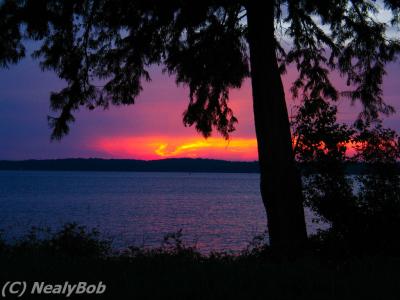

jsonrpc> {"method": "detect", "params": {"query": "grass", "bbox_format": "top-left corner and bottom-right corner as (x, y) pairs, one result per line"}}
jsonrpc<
(1, 223), (400, 299)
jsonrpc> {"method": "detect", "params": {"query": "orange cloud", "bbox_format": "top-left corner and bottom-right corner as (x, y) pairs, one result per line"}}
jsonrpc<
(92, 135), (365, 161)
(93, 136), (258, 161)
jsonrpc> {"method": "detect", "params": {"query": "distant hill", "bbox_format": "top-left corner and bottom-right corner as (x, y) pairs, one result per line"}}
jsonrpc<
(0, 158), (260, 173)
(0, 158), (396, 174)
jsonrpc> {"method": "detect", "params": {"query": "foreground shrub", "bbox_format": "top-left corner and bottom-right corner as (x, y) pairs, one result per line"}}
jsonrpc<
(2, 223), (111, 259)
(1, 225), (400, 300)
(293, 99), (400, 254)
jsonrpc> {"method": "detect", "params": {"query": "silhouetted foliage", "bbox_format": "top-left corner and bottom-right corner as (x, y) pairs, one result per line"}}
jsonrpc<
(0, 0), (397, 137)
(293, 98), (400, 254)
(352, 122), (400, 251)
(7, 223), (112, 258)
(2, 225), (400, 299)
(292, 99), (358, 235)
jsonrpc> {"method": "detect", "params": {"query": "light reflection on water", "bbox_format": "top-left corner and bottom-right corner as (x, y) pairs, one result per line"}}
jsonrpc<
(0, 171), (326, 252)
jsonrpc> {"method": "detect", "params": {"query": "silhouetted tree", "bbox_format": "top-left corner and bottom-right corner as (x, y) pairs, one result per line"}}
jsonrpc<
(1, 0), (399, 251)
(292, 98), (357, 234)
(293, 97), (400, 254)
(353, 121), (400, 252)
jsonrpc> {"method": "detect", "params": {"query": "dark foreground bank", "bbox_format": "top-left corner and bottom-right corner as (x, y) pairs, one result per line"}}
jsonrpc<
(1, 224), (400, 300)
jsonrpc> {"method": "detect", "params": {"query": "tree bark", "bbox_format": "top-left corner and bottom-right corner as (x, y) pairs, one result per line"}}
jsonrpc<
(246, 0), (307, 252)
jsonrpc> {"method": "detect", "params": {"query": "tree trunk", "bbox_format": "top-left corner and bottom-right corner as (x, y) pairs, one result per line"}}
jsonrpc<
(246, 0), (308, 252)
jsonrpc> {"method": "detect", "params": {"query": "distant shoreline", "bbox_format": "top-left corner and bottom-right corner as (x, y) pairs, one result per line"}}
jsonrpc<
(0, 158), (260, 173)
(0, 158), (391, 174)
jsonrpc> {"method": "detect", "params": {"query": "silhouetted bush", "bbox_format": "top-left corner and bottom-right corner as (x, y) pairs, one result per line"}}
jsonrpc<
(293, 99), (400, 255)
(2, 225), (400, 299)
(1, 223), (111, 259)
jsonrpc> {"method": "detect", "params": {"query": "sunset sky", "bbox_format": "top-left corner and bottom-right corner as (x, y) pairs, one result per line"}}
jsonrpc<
(1, 50), (399, 161)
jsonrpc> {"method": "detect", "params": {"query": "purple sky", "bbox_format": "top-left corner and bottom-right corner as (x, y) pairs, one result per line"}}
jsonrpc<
(0, 50), (399, 160)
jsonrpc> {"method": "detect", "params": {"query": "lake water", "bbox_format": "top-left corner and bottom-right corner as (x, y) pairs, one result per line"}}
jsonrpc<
(0, 171), (324, 252)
